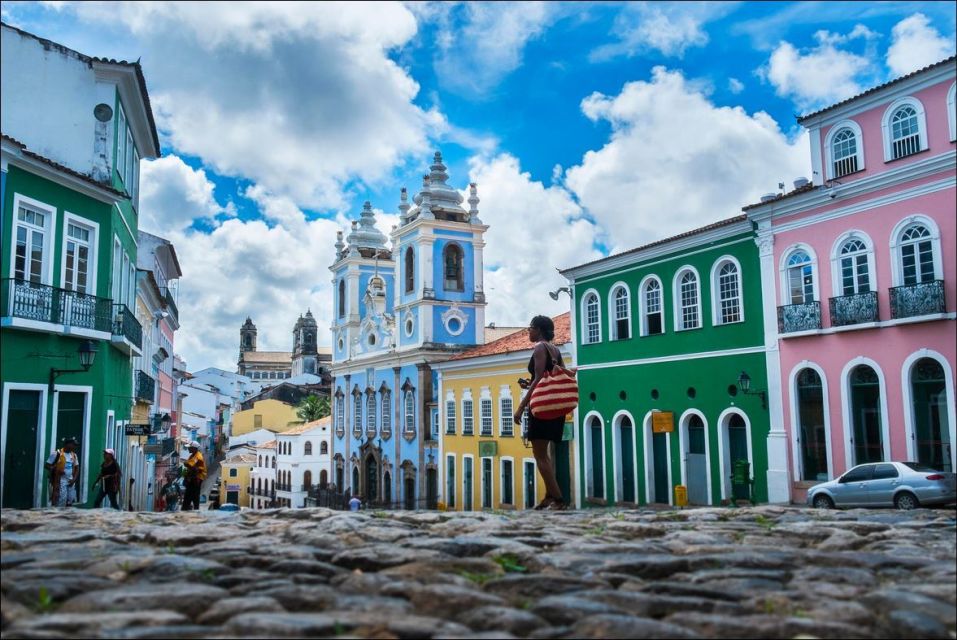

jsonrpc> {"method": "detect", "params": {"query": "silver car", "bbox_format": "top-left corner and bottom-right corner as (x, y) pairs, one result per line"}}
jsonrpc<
(807, 461), (957, 510)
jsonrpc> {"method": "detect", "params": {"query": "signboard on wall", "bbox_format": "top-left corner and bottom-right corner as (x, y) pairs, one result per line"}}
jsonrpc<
(125, 424), (150, 436)
(478, 441), (498, 457)
(652, 411), (674, 434)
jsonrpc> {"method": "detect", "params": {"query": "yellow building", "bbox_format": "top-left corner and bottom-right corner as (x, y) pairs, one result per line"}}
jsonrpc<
(434, 314), (575, 511)
(231, 399), (299, 436)
(219, 452), (256, 507)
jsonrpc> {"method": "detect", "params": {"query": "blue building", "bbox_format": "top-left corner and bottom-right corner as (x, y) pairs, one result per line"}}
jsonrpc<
(330, 152), (487, 508)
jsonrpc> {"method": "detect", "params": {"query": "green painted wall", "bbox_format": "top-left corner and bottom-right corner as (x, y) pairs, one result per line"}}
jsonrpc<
(570, 227), (771, 506)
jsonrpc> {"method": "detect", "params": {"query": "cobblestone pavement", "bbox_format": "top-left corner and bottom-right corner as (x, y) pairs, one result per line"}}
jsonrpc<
(2, 505), (955, 639)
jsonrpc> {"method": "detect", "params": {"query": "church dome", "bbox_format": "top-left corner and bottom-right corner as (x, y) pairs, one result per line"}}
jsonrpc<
(408, 152), (468, 223)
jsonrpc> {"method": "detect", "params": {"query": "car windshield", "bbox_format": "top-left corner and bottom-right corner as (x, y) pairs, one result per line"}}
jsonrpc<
(902, 462), (940, 472)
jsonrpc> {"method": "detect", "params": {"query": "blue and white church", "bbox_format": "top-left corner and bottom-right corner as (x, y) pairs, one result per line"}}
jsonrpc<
(329, 151), (487, 508)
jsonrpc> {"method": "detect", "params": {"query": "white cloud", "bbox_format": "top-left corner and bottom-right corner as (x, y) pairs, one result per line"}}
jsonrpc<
(138, 155), (232, 236)
(564, 66), (809, 253)
(64, 1), (442, 211)
(591, 2), (738, 61)
(728, 77), (745, 94)
(467, 154), (602, 326)
(762, 31), (875, 110)
(886, 13), (955, 77)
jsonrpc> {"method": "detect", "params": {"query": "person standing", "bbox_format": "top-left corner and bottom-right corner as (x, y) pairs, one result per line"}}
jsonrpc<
(92, 449), (121, 509)
(348, 495), (361, 511)
(44, 437), (80, 507)
(182, 441), (206, 511)
(162, 478), (182, 512)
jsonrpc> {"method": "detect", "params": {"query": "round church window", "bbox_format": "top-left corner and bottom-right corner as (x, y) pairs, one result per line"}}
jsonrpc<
(337, 338), (344, 351)
(447, 318), (461, 334)
(405, 317), (414, 337)
(368, 334), (377, 346)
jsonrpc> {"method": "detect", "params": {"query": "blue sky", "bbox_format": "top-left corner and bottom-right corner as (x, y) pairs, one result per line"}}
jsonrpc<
(3, 1), (954, 368)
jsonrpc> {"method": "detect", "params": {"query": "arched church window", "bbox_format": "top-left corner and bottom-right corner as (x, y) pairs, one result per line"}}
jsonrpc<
(444, 243), (464, 291)
(338, 280), (345, 318)
(405, 247), (415, 293)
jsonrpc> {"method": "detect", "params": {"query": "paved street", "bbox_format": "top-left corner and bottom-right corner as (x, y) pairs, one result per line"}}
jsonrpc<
(1, 505), (955, 639)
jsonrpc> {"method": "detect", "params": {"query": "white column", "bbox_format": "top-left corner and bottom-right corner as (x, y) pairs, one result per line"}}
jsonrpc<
(473, 239), (485, 296)
(420, 238), (434, 296)
(756, 227), (791, 503)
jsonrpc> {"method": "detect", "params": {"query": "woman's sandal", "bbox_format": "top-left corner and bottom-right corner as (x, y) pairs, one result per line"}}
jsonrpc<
(533, 496), (558, 511)
(547, 500), (569, 511)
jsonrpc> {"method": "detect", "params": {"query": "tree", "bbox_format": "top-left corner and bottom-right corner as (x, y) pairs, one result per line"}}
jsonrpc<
(296, 395), (330, 423)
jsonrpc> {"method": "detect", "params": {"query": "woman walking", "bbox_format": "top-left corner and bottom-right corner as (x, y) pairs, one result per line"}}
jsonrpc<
(514, 315), (569, 510)
(93, 449), (121, 509)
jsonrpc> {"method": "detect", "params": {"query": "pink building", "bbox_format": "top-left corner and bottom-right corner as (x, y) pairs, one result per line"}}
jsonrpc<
(746, 57), (956, 503)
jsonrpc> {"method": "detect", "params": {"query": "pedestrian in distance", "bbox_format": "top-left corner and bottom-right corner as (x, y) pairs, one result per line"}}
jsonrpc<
(181, 441), (206, 511)
(92, 448), (121, 509)
(44, 436), (80, 507)
(349, 495), (361, 511)
(514, 315), (570, 511)
(161, 477), (182, 512)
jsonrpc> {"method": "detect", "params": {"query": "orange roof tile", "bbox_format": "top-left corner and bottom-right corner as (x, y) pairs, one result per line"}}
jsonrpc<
(258, 440), (277, 450)
(450, 313), (570, 361)
(280, 416), (331, 435)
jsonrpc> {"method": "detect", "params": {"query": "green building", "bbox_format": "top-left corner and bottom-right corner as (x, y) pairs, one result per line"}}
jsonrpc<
(560, 215), (770, 507)
(1, 22), (160, 508)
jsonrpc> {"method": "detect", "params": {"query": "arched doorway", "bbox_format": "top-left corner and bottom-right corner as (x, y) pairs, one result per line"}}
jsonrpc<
(614, 414), (636, 504)
(351, 466), (360, 495)
(643, 413), (670, 505)
(683, 413), (709, 505)
(911, 358), (951, 471)
(319, 470), (328, 489)
(366, 455), (378, 502)
(426, 467), (438, 509)
(303, 470), (312, 493)
(725, 413), (749, 501)
(795, 368), (828, 481)
(585, 414), (605, 500)
(404, 477), (415, 510)
(850, 365), (883, 464)
(383, 471), (392, 505)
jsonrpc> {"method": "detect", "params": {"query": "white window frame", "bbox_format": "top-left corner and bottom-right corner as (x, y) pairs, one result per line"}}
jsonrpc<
(638, 274), (664, 336)
(710, 256), (744, 326)
(353, 391), (362, 434)
(522, 457), (537, 509)
(60, 213), (100, 297)
(381, 389), (392, 435)
(366, 391), (376, 435)
(608, 282), (632, 341)
(445, 392), (456, 435)
(823, 120), (865, 180)
(880, 96), (928, 162)
(829, 231), (876, 297)
(462, 390), (474, 436)
(889, 215), (944, 287)
(948, 83), (956, 142)
(10, 194), (57, 286)
(499, 456), (515, 505)
(445, 453), (456, 509)
(580, 289), (602, 344)
(480, 456), (493, 509)
(498, 386), (513, 437)
(779, 244), (820, 306)
(672, 266), (702, 331)
(479, 388), (493, 437)
(403, 390), (415, 435)
(1, 383), (49, 508)
(462, 454), (474, 511)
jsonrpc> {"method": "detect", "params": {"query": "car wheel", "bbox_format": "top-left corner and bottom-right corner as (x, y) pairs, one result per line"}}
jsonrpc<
(894, 492), (919, 511)
(812, 494), (834, 509)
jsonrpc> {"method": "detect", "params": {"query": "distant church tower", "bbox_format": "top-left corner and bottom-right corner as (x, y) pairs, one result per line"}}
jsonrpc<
(240, 316), (257, 355)
(292, 310), (319, 376)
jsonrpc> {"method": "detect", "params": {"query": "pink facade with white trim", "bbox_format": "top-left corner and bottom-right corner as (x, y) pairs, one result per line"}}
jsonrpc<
(748, 59), (956, 503)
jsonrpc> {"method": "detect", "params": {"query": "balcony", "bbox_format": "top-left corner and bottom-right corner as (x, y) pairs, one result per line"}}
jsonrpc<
(1, 278), (112, 338)
(163, 287), (178, 321)
(828, 291), (879, 327)
(301, 483), (313, 492)
(135, 370), (156, 403)
(276, 483), (292, 492)
(111, 303), (142, 355)
(890, 281), (946, 320)
(777, 301), (821, 334)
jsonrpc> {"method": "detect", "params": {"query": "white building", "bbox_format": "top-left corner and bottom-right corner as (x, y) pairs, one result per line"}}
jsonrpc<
(250, 440), (277, 509)
(275, 417), (333, 508)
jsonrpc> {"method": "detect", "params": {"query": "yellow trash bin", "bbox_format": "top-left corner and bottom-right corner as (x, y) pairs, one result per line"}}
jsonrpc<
(674, 485), (688, 507)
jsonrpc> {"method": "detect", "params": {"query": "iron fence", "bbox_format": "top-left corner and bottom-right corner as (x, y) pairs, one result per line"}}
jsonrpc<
(2, 278), (112, 332)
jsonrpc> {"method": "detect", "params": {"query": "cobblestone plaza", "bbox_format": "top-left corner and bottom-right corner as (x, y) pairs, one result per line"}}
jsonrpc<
(2, 506), (955, 638)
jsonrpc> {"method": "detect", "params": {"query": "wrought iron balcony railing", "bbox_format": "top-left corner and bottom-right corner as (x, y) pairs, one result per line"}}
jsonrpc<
(112, 303), (142, 348)
(135, 370), (156, 403)
(2, 278), (112, 333)
(276, 483), (292, 492)
(828, 291), (879, 327)
(163, 287), (178, 320)
(889, 280), (946, 319)
(777, 301), (821, 334)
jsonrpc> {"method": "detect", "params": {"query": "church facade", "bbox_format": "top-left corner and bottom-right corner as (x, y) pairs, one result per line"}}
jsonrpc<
(238, 312), (331, 381)
(330, 152), (487, 508)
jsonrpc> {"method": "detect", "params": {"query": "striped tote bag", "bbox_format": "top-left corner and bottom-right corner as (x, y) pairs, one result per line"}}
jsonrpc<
(529, 366), (579, 420)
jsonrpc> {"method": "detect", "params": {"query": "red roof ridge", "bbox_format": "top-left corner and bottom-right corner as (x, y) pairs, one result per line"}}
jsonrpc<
(450, 313), (571, 361)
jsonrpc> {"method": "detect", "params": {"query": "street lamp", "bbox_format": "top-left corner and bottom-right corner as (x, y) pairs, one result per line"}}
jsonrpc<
(49, 340), (98, 392)
(548, 287), (570, 300)
(737, 371), (767, 410)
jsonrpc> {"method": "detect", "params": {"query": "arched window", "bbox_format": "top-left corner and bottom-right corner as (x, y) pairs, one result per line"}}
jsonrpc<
(610, 285), (631, 340)
(713, 259), (742, 325)
(443, 243), (464, 291)
(303, 470), (312, 490)
(258, 455), (262, 467)
(446, 395), (456, 435)
(366, 392), (376, 437)
(910, 358), (950, 472)
(831, 128), (859, 177)
(404, 247), (415, 293)
(304, 441), (312, 456)
(641, 277), (663, 336)
(786, 250), (814, 304)
(796, 368), (828, 481)
(272, 457), (276, 469)
(948, 83), (956, 142)
(338, 279), (345, 318)
(321, 441), (329, 455)
(353, 392), (362, 435)
(462, 396), (474, 435)
(335, 392), (344, 435)
(675, 269), (700, 330)
(587, 415), (604, 499)
(899, 224), (935, 285)
(404, 391), (415, 435)
(381, 390), (392, 435)
(849, 365), (883, 465)
(838, 238), (871, 295)
(890, 106), (920, 159)
(582, 291), (601, 344)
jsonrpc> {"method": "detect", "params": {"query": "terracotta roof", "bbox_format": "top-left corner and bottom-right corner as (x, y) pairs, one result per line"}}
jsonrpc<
(561, 215), (748, 275)
(223, 453), (257, 465)
(742, 181), (817, 211)
(450, 313), (570, 361)
(280, 416), (331, 435)
(1, 22), (160, 154)
(798, 56), (956, 123)
(484, 326), (524, 343)
(2, 134), (128, 198)
(241, 351), (292, 364)
(257, 440), (277, 450)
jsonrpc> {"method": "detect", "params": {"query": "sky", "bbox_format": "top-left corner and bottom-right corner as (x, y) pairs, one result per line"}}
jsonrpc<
(3, 1), (954, 371)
